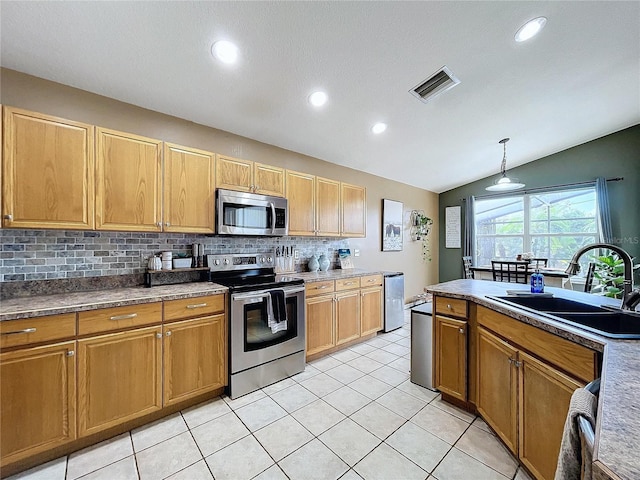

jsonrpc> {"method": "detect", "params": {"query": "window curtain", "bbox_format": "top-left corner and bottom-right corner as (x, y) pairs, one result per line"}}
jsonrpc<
(596, 177), (613, 243)
(463, 196), (475, 265)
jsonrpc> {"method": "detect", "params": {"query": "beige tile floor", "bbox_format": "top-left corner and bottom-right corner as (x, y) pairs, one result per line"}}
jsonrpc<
(8, 311), (535, 480)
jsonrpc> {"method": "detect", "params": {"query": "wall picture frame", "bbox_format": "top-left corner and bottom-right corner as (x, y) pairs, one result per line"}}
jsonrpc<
(382, 199), (403, 251)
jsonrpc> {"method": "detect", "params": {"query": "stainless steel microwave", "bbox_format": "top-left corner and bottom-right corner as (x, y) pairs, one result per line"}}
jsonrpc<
(216, 189), (288, 236)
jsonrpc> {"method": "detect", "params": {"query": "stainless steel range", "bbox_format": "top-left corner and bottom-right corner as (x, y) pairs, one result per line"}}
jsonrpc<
(207, 253), (305, 399)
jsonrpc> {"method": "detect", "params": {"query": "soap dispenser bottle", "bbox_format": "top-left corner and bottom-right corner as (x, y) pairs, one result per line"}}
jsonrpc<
(531, 268), (545, 293)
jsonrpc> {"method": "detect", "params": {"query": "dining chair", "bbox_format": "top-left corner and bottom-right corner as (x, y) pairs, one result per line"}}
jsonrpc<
(531, 258), (548, 268)
(462, 256), (474, 279)
(491, 260), (530, 284)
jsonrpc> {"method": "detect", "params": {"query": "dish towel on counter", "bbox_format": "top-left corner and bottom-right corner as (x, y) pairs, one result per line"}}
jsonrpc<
(555, 387), (598, 480)
(268, 290), (287, 333)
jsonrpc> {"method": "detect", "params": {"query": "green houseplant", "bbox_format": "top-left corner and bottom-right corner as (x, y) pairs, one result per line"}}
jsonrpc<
(592, 252), (640, 299)
(411, 211), (433, 262)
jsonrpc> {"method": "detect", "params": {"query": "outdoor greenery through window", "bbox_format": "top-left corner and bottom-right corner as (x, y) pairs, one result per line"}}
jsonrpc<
(474, 187), (599, 270)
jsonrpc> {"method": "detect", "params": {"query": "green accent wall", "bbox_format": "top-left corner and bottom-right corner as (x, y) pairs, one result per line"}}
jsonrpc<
(438, 124), (640, 282)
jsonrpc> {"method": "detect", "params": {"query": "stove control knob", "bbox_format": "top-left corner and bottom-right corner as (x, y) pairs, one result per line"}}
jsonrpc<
(260, 256), (266, 263)
(223, 258), (230, 265)
(213, 259), (221, 266)
(267, 256), (273, 263)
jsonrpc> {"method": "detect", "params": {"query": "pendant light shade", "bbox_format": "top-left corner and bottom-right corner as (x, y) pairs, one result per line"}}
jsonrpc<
(486, 138), (525, 192)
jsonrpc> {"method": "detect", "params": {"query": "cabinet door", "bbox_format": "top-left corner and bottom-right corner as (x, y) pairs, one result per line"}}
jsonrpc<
(306, 295), (335, 357)
(216, 155), (253, 192)
(336, 291), (360, 345)
(435, 315), (467, 401)
(360, 286), (383, 336)
(340, 183), (366, 237)
(3, 107), (94, 229)
(96, 128), (162, 232)
(78, 326), (162, 437)
(286, 169), (315, 236)
(519, 351), (583, 480)
(163, 314), (227, 406)
(254, 162), (284, 197)
(163, 143), (215, 233)
(1, 341), (76, 465)
(477, 327), (519, 454)
(316, 177), (340, 236)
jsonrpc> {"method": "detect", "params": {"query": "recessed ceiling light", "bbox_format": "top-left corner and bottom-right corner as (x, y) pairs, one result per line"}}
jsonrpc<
(308, 91), (328, 107)
(212, 40), (238, 64)
(371, 123), (387, 134)
(515, 17), (547, 42)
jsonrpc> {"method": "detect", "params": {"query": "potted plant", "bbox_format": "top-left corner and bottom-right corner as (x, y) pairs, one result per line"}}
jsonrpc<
(411, 211), (433, 261)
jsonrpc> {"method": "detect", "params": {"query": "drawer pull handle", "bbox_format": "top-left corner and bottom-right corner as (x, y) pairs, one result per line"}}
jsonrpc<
(110, 313), (138, 321)
(67, 350), (75, 357)
(344, 281), (355, 285)
(367, 279), (375, 283)
(459, 328), (464, 334)
(166, 331), (172, 336)
(1, 327), (37, 336)
(447, 304), (452, 309)
(318, 285), (328, 289)
(156, 333), (162, 338)
(186, 303), (207, 309)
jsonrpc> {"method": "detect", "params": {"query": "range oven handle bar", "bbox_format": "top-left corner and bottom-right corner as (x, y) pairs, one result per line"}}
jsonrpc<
(232, 286), (305, 302)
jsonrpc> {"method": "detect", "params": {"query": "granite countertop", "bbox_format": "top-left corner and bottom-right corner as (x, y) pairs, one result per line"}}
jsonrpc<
(291, 269), (385, 282)
(0, 283), (228, 321)
(426, 279), (638, 480)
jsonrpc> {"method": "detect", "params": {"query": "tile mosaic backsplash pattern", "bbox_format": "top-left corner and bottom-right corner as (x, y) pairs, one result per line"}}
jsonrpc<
(0, 230), (350, 282)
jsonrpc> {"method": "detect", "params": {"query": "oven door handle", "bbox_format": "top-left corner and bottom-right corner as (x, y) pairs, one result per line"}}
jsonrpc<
(232, 286), (305, 302)
(269, 202), (276, 234)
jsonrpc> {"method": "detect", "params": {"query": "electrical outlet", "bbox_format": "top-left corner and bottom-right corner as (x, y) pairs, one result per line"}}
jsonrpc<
(294, 249), (299, 259)
(354, 249), (360, 257)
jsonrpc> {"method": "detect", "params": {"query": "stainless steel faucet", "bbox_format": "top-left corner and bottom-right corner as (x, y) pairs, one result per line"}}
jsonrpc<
(565, 243), (640, 311)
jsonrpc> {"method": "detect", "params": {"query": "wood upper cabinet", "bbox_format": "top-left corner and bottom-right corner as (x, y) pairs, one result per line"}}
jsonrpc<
(360, 286), (383, 336)
(477, 326), (519, 454)
(77, 325), (162, 437)
(335, 290), (360, 345)
(0, 341), (76, 465)
(519, 351), (582, 480)
(340, 182), (366, 237)
(95, 128), (162, 232)
(435, 315), (468, 401)
(2, 107), (94, 229)
(306, 294), (335, 356)
(216, 155), (284, 196)
(163, 143), (215, 233)
(163, 314), (226, 406)
(254, 162), (285, 197)
(316, 177), (341, 236)
(286, 169), (315, 236)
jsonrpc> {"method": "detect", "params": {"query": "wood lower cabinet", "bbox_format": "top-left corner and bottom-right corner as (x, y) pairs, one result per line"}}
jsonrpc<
(0, 341), (76, 465)
(335, 290), (360, 345)
(519, 351), (582, 480)
(435, 315), (468, 401)
(95, 128), (162, 232)
(360, 286), (383, 336)
(476, 327), (519, 453)
(77, 325), (163, 437)
(2, 107), (94, 230)
(306, 294), (335, 356)
(163, 143), (215, 233)
(163, 314), (226, 406)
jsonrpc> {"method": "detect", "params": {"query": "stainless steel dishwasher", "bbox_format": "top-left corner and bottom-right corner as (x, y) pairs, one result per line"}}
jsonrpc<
(410, 302), (437, 390)
(383, 272), (404, 332)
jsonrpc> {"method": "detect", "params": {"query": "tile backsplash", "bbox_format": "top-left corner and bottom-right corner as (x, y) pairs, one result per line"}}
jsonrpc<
(0, 229), (350, 283)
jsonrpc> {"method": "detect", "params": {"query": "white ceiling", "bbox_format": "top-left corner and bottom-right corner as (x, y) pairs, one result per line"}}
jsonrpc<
(1, 1), (639, 193)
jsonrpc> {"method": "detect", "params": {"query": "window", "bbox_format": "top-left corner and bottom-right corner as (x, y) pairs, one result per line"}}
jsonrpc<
(474, 187), (599, 269)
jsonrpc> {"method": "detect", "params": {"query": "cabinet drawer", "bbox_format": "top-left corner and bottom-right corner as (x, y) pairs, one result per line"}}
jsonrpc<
(335, 277), (361, 291)
(1, 313), (76, 349)
(477, 306), (596, 383)
(360, 274), (383, 287)
(306, 280), (335, 297)
(78, 302), (162, 336)
(164, 295), (225, 322)
(435, 297), (468, 319)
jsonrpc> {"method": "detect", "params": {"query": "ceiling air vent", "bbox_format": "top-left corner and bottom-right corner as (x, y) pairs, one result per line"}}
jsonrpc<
(410, 66), (460, 103)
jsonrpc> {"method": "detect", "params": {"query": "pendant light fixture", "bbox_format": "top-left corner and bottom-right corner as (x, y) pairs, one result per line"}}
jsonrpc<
(486, 138), (525, 192)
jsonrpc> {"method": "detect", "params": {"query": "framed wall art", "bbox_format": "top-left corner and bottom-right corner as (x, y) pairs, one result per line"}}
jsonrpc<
(382, 199), (403, 251)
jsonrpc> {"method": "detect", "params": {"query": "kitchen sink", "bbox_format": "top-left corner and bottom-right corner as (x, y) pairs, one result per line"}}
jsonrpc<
(488, 295), (640, 339)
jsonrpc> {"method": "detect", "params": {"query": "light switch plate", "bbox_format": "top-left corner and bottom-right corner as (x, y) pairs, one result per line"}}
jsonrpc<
(354, 249), (360, 257)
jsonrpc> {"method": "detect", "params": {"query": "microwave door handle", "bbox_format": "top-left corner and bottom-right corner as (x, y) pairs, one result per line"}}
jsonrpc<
(269, 202), (276, 234)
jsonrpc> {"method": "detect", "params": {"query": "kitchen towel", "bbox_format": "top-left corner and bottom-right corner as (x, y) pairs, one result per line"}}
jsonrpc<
(268, 290), (287, 333)
(555, 387), (598, 480)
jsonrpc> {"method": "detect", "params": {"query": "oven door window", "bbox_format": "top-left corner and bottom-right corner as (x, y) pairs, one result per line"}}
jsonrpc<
(244, 297), (297, 351)
(222, 203), (271, 230)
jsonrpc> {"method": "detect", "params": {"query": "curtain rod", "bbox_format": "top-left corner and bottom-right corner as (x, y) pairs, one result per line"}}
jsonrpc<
(464, 177), (624, 201)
